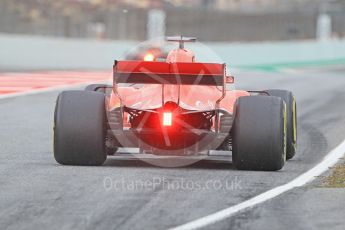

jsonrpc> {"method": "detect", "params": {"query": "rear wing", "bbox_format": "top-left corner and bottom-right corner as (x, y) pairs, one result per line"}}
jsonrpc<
(113, 60), (225, 86)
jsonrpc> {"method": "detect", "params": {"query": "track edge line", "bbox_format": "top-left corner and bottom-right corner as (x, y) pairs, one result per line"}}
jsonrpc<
(169, 139), (345, 230)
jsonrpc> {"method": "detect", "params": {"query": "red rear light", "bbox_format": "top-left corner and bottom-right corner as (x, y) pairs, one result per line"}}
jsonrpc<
(163, 112), (172, 126)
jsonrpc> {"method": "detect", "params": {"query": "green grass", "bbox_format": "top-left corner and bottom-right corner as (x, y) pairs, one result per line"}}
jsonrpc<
(237, 58), (345, 72)
(320, 158), (345, 188)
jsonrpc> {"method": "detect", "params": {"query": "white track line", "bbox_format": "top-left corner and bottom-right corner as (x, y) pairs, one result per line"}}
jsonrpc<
(170, 139), (345, 230)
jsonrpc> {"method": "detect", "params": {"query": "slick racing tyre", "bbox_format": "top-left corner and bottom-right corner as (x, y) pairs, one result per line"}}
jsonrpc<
(266, 89), (297, 159)
(232, 96), (287, 171)
(54, 90), (107, 166)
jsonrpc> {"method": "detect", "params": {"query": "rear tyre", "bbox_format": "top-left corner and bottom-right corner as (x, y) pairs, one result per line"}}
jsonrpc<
(266, 89), (297, 159)
(232, 96), (286, 171)
(54, 90), (107, 166)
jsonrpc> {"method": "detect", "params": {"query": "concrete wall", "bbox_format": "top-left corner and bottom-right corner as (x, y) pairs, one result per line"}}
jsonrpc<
(1, 34), (345, 70)
(0, 34), (135, 70)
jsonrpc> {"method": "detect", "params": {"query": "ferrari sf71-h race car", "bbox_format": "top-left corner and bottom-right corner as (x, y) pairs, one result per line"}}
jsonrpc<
(53, 36), (297, 171)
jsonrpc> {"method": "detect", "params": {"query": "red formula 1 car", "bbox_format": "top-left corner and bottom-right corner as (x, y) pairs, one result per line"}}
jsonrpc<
(53, 36), (297, 171)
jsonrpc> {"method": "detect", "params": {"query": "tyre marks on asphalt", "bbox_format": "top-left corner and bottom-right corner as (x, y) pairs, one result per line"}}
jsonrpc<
(0, 71), (111, 95)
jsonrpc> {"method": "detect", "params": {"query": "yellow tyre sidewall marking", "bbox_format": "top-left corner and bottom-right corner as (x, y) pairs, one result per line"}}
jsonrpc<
(283, 102), (287, 160)
(292, 97), (297, 146)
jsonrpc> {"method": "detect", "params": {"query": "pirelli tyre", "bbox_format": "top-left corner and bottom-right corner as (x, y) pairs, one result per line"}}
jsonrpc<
(232, 96), (287, 171)
(266, 89), (297, 159)
(54, 90), (107, 166)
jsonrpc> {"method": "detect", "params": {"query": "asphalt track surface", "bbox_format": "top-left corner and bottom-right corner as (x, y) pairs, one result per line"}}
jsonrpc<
(1, 67), (345, 230)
